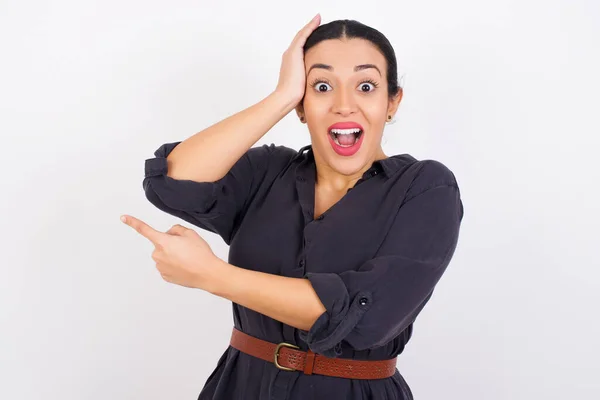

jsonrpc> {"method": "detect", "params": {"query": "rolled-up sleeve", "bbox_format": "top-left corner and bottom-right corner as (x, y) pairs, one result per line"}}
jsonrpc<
(143, 141), (295, 245)
(299, 161), (464, 357)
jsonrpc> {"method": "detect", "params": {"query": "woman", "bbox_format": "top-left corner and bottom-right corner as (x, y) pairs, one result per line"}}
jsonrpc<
(123, 14), (464, 399)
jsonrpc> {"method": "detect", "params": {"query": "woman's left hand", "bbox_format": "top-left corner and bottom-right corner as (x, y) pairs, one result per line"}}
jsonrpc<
(120, 214), (223, 290)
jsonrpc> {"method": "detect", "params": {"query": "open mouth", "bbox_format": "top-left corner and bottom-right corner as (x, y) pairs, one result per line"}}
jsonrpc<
(328, 128), (363, 147)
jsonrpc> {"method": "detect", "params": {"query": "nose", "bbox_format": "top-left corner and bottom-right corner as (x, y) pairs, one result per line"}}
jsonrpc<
(331, 86), (358, 117)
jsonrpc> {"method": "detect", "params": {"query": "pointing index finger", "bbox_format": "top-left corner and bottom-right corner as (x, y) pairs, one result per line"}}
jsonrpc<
(121, 215), (164, 245)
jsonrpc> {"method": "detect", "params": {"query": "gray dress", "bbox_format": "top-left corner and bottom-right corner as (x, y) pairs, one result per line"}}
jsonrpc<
(143, 142), (464, 400)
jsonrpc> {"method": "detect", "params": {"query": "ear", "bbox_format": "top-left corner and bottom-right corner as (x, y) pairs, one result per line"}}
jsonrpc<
(295, 102), (305, 121)
(387, 87), (403, 117)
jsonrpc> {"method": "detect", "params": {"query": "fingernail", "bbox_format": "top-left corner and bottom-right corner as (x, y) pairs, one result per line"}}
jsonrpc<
(313, 13), (320, 20)
(120, 215), (126, 223)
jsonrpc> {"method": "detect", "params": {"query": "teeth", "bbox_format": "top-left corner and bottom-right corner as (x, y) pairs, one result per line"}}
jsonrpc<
(330, 128), (361, 135)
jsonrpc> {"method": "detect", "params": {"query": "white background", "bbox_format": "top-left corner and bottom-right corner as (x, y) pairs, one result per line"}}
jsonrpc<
(1, 0), (599, 399)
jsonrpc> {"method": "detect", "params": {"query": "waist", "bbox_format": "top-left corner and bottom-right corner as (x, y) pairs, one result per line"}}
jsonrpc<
(229, 327), (397, 380)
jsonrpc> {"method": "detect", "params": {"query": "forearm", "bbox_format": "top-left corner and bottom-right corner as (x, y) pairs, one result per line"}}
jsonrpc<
(207, 259), (326, 332)
(166, 90), (298, 182)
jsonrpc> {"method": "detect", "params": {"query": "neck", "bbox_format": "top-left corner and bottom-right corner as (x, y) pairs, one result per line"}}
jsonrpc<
(314, 147), (388, 193)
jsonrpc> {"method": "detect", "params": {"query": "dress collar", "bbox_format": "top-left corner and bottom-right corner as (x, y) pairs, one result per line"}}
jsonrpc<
(295, 144), (416, 179)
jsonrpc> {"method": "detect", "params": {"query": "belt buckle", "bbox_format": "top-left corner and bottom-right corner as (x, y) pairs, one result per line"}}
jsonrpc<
(274, 342), (300, 371)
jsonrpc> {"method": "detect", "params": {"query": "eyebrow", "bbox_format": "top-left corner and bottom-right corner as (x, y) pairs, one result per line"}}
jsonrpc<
(307, 63), (382, 77)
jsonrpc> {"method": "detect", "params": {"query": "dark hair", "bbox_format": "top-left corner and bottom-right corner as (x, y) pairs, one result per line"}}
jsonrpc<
(304, 19), (402, 101)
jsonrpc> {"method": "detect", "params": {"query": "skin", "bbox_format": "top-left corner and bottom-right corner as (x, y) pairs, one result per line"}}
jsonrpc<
(296, 37), (403, 194)
(120, 19), (404, 337)
(120, 215), (324, 332)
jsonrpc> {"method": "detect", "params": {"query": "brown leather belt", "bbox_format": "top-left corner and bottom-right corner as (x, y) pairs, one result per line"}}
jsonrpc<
(229, 327), (397, 380)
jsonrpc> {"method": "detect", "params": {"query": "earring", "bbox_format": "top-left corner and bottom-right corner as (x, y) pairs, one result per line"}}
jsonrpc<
(300, 116), (305, 122)
(386, 115), (396, 125)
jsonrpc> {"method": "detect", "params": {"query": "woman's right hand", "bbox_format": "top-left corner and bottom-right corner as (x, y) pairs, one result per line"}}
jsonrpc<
(274, 13), (321, 105)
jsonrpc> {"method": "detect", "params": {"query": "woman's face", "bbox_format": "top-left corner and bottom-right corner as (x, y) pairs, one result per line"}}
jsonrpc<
(298, 38), (401, 178)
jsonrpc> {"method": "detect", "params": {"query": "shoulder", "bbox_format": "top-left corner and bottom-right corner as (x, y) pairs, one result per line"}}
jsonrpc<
(248, 143), (302, 159)
(412, 158), (458, 187)
(242, 143), (308, 178)
(243, 143), (299, 166)
(393, 155), (460, 202)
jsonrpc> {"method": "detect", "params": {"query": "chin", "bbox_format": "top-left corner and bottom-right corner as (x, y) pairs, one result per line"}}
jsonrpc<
(323, 145), (373, 173)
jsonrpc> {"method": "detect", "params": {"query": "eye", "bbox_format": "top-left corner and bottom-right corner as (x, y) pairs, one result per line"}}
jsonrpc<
(309, 78), (380, 93)
(358, 80), (379, 92)
(311, 80), (332, 92)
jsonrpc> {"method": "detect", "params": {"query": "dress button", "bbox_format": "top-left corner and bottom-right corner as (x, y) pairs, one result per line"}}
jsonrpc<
(296, 176), (305, 182)
(359, 297), (369, 306)
(298, 259), (305, 267)
(317, 215), (324, 220)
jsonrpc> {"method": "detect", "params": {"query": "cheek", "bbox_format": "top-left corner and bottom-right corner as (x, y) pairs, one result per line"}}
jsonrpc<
(361, 100), (386, 116)
(303, 93), (327, 110)
(303, 100), (329, 121)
